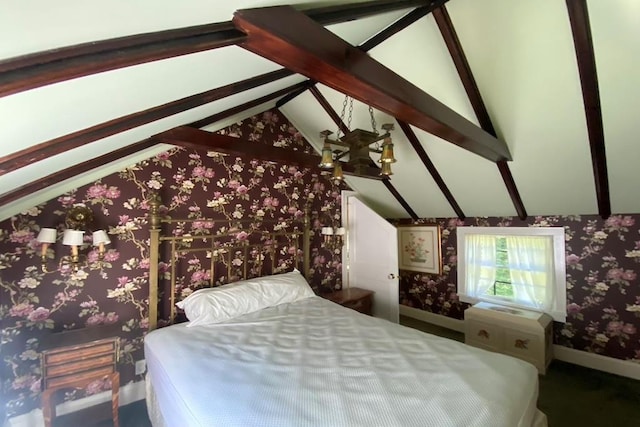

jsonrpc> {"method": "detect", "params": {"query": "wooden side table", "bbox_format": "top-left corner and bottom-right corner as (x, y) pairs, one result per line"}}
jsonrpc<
(323, 287), (374, 315)
(41, 336), (120, 427)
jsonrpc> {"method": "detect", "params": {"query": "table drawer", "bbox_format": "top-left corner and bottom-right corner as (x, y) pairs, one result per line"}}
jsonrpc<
(45, 365), (114, 389)
(45, 353), (116, 378)
(343, 295), (372, 315)
(44, 341), (116, 365)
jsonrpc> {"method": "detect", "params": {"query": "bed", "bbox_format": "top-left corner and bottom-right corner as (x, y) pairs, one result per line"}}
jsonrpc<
(143, 194), (547, 427)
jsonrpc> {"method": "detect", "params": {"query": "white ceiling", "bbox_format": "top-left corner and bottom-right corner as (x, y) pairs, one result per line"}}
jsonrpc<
(1, 0), (639, 221)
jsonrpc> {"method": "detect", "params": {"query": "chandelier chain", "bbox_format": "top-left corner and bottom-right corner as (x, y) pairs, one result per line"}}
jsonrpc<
(347, 97), (354, 132)
(369, 106), (378, 135)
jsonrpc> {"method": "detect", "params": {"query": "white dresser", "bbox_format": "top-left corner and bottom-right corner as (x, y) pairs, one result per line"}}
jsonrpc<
(464, 302), (553, 374)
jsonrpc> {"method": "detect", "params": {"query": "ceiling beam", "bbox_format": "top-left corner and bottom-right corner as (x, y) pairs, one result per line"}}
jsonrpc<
(305, 0), (433, 26)
(398, 120), (464, 219)
(0, 140), (157, 207)
(189, 80), (310, 129)
(0, 0), (432, 99)
(152, 126), (386, 180)
(308, 86), (350, 136)
(359, 0), (448, 51)
(233, 5), (511, 163)
(433, 6), (526, 220)
(277, 2), (446, 109)
(0, 69), (293, 177)
(0, 23), (245, 99)
(565, 0), (610, 219)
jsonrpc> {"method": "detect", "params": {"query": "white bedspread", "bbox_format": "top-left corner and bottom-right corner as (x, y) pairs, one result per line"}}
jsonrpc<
(144, 296), (542, 427)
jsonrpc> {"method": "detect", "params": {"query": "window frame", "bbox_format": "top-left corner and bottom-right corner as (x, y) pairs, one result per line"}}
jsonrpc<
(457, 226), (567, 322)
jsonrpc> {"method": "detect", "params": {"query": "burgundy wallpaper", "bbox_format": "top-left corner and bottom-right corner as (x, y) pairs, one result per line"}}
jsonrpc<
(0, 109), (347, 418)
(398, 216), (640, 362)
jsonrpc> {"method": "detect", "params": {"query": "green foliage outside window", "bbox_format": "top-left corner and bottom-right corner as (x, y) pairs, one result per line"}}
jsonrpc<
(485, 237), (514, 298)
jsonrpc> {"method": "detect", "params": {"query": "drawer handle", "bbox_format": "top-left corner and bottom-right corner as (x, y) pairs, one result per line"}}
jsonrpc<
(477, 329), (490, 339)
(514, 339), (529, 349)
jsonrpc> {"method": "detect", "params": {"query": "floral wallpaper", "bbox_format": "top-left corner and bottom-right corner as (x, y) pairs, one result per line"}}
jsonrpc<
(0, 109), (347, 419)
(398, 215), (640, 363)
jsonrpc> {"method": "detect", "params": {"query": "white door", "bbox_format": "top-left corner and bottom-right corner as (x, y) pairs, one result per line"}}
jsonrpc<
(343, 193), (399, 323)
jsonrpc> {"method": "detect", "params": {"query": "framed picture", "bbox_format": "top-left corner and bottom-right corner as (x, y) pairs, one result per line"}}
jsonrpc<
(398, 225), (442, 275)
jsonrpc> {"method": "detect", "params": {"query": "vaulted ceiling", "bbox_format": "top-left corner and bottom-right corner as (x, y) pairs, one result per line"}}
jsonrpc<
(1, 0), (639, 222)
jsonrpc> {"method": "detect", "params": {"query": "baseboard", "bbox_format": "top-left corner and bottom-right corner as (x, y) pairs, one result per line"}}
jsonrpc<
(553, 345), (640, 381)
(4, 380), (146, 427)
(400, 304), (640, 381)
(399, 304), (465, 333)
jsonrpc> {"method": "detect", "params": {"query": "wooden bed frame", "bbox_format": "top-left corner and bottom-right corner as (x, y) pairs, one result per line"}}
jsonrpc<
(147, 192), (311, 331)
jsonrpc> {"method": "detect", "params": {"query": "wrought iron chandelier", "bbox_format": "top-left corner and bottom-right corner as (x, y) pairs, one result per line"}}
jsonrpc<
(319, 95), (396, 180)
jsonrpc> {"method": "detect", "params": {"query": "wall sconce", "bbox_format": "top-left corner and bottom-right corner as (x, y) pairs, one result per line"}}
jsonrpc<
(321, 226), (345, 250)
(36, 204), (110, 272)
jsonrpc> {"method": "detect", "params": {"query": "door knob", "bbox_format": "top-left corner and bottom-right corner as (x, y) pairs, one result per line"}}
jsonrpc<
(388, 273), (396, 280)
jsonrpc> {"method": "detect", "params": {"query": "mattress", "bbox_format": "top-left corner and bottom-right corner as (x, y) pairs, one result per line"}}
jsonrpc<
(144, 296), (545, 427)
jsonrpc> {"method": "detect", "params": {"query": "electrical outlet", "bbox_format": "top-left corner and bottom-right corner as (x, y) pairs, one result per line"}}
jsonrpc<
(135, 359), (146, 375)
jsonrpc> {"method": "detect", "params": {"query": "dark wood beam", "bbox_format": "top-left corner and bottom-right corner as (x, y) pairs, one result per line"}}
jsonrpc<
(275, 80), (316, 108)
(0, 140), (156, 207)
(382, 180), (418, 220)
(0, 69), (292, 177)
(189, 80), (310, 129)
(152, 126), (385, 180)
(308, 86), (350, 136)
(0, 0), (433, 99)
(305, 0), (433, 26)
(566, 0), (610, 219)
(360, 0), (448, 51)
(433, 6), (526, 220)
(233, 6), (511, 163)
(0, 23), (245, 98)
(278, 1), (444, 108)
(397, 120), (465, 219)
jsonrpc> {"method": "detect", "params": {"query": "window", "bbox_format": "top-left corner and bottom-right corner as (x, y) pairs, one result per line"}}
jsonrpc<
(457, 227), (566, 322)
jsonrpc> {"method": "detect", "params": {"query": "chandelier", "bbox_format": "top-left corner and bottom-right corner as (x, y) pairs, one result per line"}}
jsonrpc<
(319, 96), (396, 180)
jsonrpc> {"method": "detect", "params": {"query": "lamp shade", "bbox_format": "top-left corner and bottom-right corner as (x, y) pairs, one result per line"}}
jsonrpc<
(62, 230), (84, 246)
(335, 227), (346, 236)
(319, 142), (335, 168)
(37, 228), (57, 243)
(92, 230), (111, 246)
(321, 227), (334, 236)
(332, 161), (344, 181)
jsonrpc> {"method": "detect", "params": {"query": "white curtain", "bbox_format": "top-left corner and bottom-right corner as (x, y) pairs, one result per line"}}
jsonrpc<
(505, 235), (554, 313)
(464, 234), (497, 300)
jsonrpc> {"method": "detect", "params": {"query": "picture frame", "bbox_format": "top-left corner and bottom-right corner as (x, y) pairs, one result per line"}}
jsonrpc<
(398, 224), (442, 275)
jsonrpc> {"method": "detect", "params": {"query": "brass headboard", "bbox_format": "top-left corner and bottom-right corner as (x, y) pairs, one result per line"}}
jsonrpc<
(147, 193), (311, 331)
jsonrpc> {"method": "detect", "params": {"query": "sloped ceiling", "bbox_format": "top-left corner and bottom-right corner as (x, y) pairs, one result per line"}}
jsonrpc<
(1, 0), (639, 222)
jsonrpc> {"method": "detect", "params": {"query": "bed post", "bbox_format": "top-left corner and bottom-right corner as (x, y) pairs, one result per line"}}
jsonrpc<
(303, 208), (310, 279)
(148, 192), (161, 331)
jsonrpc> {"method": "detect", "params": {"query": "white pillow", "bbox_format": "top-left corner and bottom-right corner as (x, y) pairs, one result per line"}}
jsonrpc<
(176, 269), (315, 327)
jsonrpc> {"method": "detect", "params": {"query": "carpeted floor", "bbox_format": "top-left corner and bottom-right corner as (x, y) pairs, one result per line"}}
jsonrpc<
(399, 315), (640, 427)
(80, 316), (640, 427)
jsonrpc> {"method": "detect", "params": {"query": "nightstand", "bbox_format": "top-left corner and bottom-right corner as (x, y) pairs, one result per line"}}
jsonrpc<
(464, 302), (553, 374)
(323, 287), (374, 315)
(41, 336), (120, 427)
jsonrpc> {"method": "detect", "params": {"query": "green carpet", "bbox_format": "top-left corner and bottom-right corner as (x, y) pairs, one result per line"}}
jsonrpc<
(400, 315), (640, 427)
